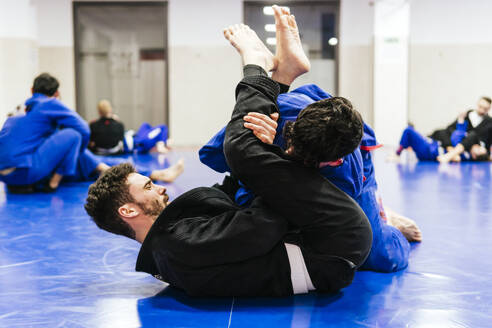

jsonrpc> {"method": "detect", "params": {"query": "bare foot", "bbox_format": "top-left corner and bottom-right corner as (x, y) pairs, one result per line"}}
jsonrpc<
(223, 24), (276, 72)
(48, 173), (63, 189)
(271, 5), (310, 85)
(151, 141), (169, 154)
(451, 155), (461, 162)
(385, 208), (422, 242)
(150, 158), (184, 183)
(96, 162), (111, 173)
(437, 153), (453, 164)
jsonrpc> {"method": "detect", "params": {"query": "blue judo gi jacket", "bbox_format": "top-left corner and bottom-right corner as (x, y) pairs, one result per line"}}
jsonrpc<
(0, 93), (90, 171)
(199, 84), (410, 273)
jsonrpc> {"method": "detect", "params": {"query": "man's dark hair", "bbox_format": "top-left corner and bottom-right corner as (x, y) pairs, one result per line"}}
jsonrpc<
(85, 163), (137, 239)
(32, 73), (59, 96)
(283, 97), (364, 167)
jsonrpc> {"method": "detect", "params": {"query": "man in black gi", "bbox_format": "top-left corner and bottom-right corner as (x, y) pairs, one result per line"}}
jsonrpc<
(85, 6), (372, 297)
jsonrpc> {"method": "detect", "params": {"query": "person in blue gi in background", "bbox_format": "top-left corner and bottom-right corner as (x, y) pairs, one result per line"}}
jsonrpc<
(0, 73), (183, 193)
(200, 83), (422, 273)
(394, 114), (490, 163)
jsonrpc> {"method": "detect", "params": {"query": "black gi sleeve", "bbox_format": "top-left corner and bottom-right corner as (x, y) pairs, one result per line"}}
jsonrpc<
(222, 69), (372, 268)
(160, 198), (287, 268)
(459, 130), (480, 151)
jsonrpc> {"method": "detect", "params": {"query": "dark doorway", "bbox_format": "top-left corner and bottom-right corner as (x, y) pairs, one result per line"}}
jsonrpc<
(73, 2), (168, 130)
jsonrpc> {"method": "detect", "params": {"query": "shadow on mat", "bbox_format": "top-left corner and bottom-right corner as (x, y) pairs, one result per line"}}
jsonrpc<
(138, 285), (342, 312)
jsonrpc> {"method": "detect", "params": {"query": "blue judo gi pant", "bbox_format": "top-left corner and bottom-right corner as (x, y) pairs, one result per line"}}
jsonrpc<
(398, 126), (440, 161)
(1, 128), (83, 185)
(132, 123), (168, 153)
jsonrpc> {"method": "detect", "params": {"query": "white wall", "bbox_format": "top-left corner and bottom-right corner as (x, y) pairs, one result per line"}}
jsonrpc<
(373, 0), (409, 145)
(168, 0), (242, 146)
(339, 0), (374, 126)
(0, 0), (38, 128)
(409, 0), (492, 136)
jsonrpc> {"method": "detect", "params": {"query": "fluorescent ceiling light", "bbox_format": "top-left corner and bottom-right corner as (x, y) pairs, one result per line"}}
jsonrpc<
(263, 6), (289, 16)
(265, 24), (276, 32)
(263, 7), (274, 15)
(328, 37), (338, 46)
(266, 37), (276, 45)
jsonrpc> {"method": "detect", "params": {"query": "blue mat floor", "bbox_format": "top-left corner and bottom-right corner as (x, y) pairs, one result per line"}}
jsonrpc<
(0, 149), (490, 327)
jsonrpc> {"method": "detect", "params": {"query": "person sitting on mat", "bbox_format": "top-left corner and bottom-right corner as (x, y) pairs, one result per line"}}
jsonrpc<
(200, 83), (421, 273)
(393, 120), (489, 163)
(89, 100), (125, 155)
(429, 96), (492, 151)
(89, 99), (170, 156)
(0, 73), (184, 193)
(84, 7), (372, 297)
(436, 112), (491, 163)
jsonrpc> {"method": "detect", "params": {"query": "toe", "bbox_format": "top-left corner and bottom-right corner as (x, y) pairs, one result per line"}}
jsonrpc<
(272, 5), (282, 21)
(289, 15), (298, 29)
(223, 28), (232, 40)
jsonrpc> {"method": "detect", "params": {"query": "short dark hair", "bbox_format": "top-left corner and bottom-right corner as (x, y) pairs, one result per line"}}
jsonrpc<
(283, 97), (364, 167)
(85, 163), (137, 239)
(481, 96), (491, 104)
(32, 73), (59, 96)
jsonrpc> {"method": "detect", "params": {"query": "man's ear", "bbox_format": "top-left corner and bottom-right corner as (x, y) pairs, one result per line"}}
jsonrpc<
(118, 204), (139, 219)
(53, 90), (60, 99)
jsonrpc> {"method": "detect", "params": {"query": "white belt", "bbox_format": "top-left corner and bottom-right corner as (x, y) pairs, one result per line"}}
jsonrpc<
(284, 243), (315, 294)
(95, 141), (124, 155)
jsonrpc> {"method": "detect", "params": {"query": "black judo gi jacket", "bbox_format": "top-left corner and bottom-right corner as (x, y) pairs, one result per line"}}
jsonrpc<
(136, 69), (372, 297)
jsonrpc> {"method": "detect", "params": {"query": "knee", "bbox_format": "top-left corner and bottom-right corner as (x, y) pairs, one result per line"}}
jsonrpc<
(59, 128), (82, 146)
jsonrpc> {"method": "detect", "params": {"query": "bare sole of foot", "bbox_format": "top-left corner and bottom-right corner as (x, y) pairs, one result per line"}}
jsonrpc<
(150, 158), (184, 183)
(437, 153), (453, 164)
(385, 208), (422, 242)
(223, 24), (276, 72)
(271, 5), (310, 85)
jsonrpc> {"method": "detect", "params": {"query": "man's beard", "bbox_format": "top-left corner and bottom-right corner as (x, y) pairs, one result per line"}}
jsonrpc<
(138, 198), (166, 218)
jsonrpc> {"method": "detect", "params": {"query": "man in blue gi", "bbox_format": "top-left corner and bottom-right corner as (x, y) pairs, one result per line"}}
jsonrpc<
(394, 119), (490, 163)
(0, 73), (183, 193)
(0, 73), (92, 192)
(200, 82), (422, 273)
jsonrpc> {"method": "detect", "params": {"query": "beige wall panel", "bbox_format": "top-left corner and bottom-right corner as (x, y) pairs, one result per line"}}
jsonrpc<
(38, 46), (76, 110)
(0, 38), (38, 127)
(339, 44), (374, 126)
(169, 45), (242, 146)
(408, 44), (492, 135)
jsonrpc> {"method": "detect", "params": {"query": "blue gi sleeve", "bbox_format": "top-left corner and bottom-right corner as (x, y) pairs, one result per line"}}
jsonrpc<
(198, 127), (231, 173)
(450, 121), (468, 146)
(42, 99), (90, 151)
